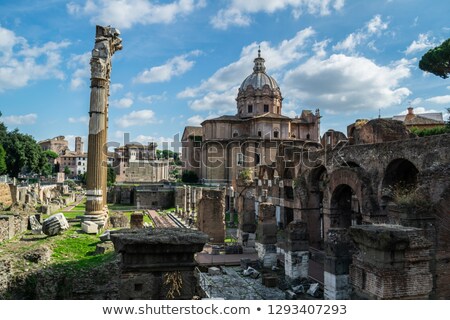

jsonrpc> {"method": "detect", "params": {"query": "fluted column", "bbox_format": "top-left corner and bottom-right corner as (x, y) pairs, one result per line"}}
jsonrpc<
(84, 25), (122, 227)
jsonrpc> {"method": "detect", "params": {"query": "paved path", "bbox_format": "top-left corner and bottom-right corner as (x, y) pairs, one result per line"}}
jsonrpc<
(195, 252), (259, 266)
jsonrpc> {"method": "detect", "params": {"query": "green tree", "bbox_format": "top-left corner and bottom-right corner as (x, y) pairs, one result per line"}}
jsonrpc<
(64, 166), (71, 175)
(107, 165), (116, 187)
(0, 145), (6, 175)
(3, 129), (45, 178)
(181, 170), (198, 183)
(419, 38), (450, 78)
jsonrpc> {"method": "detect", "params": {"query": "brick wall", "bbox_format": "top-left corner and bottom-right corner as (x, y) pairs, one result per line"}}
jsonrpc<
(0, 184), (12, 208)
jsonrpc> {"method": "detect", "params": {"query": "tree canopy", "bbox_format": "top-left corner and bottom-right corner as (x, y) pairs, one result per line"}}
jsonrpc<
(419, 38), (450, 79)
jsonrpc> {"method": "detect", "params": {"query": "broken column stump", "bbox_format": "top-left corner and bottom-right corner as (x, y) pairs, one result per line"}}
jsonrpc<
(324, 228), (353, 300)
(284, 220), (309, 282)
(130, 212), (144, 229)
(349, 224), (433, 299)
(196, 189), (225, 243)
(255, 202), (278, 268)
(110, 228), (208, 299)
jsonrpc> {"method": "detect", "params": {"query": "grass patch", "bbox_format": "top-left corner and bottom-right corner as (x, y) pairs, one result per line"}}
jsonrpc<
(108, 203), (135, 210)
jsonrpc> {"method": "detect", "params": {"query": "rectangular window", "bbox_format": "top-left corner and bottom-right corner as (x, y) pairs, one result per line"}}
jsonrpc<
(274, 131), (279, 138)
(255, 153), (260, 165)
(258, 131), (262, 137)
(237, 153), (244, 165)
(264, 104), (269, 112)
(248, 105), (253, 113)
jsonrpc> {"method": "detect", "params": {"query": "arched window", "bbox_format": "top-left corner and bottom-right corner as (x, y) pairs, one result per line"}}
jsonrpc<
(233, 131), (239, 137)
(274, 129), (279, 138)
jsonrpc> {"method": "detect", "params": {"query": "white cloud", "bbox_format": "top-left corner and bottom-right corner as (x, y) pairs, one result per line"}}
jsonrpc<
(178, 28), (315, 101)
(425, 95), (450, 104)
(115, 109), (157, 128)
(68, 116), (89, 125)
(138, 93), (167, 104)
(67, 52), (90, 90)
(110, 83), (124, 94)
(134, 51), (200, 84)
(2, 113), (37, 125)
(405, 33), (437, 55)
(333, 15), (388, 53)
(110, 92), (134, 108)
(283, 54), (412, 111)
(67, 0), (205, 29)
(188, 89), (237, 112)
(210, 8), (252, 30)
(211, 0), (345, 30)
(186, 115), (204, 126)
(399, 107), (440, 115)
(0, 26), (69, 92)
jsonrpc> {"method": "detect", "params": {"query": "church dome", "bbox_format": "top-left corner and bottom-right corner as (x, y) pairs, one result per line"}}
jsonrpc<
(239, 50), (280, 91)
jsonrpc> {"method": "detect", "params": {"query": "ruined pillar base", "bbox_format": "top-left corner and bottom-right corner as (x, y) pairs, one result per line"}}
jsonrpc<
(349, 225), (433, 299)
(324, 272), (350, 300)
(82, 208), (108, 228)
(237, 230), (256, 247)
(285, 251), (309, 282)
(255, 242), (277, 268)
(110, 228), (208, 300)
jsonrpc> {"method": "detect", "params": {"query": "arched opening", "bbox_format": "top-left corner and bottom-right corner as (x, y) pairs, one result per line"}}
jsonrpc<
(330, 184), (362, 228)
(381, 158), (419, 206)
(383, 158), (418, 189)
(307, 166), (327, 249)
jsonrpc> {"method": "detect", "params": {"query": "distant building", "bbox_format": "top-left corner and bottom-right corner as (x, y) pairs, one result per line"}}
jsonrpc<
(38, 136), (69, 155)
(114, 143), (169, 183)
(392, 107), (445, 130)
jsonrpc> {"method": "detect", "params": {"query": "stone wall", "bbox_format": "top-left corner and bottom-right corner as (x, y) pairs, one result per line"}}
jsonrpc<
(0, 213), (28, 243)
(0, 184), (12, 208)
(350, 225), (433, 299)
(196, 189), (225, 243)
(134, 189), (174, 209)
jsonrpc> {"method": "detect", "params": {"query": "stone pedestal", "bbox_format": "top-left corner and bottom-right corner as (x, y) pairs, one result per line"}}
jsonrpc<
(284, 221), (309, 282)
(110, 228), (208, 299)
(255, 202), (278, 268)
(349, 225), (433, 299)
(196, 189), (225, 243)
(130, 213), (144, 229)
(324, 228), (353, 300)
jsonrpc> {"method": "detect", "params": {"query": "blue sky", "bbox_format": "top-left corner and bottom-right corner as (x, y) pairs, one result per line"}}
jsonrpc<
(1, 0), (449, 151)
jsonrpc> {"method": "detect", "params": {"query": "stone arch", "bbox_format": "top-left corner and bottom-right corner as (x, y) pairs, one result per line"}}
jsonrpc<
(382, 158), (419, 190)
(304, 165), (328, 248)
(324, 167), (375, 235)
(329, 184), (362, 228)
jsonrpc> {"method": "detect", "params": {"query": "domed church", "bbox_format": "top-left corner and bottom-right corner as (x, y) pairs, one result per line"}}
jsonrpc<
(182, 50), (321, 185)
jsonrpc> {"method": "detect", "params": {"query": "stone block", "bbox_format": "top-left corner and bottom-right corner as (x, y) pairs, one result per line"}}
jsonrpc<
(262, 273), (278, 287)
(130, 213), (144, 229)
(208, 267), (221, 276)
(42, 213), (69, 236)
(81, 221), (98, 234)
(324, 272), (350, 300)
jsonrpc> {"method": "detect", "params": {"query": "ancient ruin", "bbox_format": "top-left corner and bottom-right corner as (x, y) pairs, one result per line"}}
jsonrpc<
(84, 25), (122, 227)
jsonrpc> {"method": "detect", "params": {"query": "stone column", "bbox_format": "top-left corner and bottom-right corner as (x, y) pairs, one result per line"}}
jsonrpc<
(349, 225), (433, 299)
(285, 221), (309, 282)
(255, 202), (278, 268)
(324, 228), (353, 300)
(84, 25), (122, 227)
(110, 228), (208, 299)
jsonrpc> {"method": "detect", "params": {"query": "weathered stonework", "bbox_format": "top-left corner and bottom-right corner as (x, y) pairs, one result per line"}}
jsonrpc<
(349, 224), (433, 299)
(85, 25), (122, 226)
(196, 189), (225, 243)
(255, 202), (278, 268)
(284, 221), (309, 281)
(324, 228), (353, 300)
(110, 228), (208, 299)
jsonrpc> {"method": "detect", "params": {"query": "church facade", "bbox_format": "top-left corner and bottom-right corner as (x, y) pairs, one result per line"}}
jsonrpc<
(182, 51), (321, 187)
